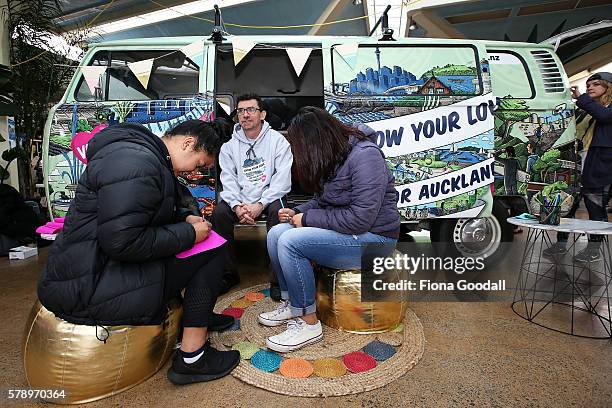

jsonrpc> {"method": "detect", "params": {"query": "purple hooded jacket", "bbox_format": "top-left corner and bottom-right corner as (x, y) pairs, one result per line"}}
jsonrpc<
(296, 125), (400, 239)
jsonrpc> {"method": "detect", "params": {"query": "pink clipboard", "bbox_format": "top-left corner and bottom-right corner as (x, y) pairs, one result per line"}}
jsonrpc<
(175, 230), (227, 259)
(36, 222), (64, 234)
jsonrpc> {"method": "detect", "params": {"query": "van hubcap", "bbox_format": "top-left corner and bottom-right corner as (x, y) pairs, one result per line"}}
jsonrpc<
(452, 216), (502, 259)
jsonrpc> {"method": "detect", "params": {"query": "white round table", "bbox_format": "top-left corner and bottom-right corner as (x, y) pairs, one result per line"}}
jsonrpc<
(507, 216), (612, 339)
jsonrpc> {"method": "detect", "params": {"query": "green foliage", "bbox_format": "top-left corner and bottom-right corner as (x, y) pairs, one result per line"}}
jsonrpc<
(540, 149), (561, 163)
(49, 133), (72, 149)
(495, 97), (530, 123)
(0, 146), (27, 182)
(423, 64), (477, 77)
(5, 0), (89, 195)
(76, 119), (93, 132)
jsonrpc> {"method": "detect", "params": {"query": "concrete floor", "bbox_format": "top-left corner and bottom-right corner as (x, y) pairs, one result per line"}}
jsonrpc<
(1, 227), (611, 407)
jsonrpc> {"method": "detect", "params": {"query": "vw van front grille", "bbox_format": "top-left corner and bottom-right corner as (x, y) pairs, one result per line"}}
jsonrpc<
(531, 50), (565, 93)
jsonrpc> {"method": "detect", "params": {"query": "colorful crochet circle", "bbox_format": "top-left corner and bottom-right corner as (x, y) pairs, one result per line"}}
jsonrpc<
(279, 358), (313, 378)
(232, 341), (260, 360)
(251, 350), (282, 372)
(261, 288), (271, 297)
(245, 292), (265, 302)
(312, 358), (347, 378)
(231, 298), (253, 309)
(392, 323), (404, 333)
(342, 351), (377, 373)
(363, 341), (396, 361)
(222, 307), (244, 319)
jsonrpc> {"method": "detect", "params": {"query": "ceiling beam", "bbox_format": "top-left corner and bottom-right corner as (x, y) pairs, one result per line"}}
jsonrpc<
(307, 0), (345, 35)
(563, 41), (612, 77)
(57, 0), (196, 32)
(406, 9), (466, 38)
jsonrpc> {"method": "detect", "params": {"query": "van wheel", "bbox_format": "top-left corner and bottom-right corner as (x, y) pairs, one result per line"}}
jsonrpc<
(430, 200), (513, 265)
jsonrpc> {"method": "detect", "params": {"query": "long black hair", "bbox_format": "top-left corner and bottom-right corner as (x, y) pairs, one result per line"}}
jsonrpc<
(287, 106), (366, 193)
(164, 118), (233, 156)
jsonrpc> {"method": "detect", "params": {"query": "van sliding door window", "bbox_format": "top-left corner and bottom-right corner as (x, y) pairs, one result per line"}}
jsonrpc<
(487, 51), (534, 99)
(75, 50), (199, 102)
(331, 45), (482, 97)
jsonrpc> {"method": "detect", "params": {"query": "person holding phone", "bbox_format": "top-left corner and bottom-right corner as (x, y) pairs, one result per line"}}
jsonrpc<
(570, 72), (612, 262)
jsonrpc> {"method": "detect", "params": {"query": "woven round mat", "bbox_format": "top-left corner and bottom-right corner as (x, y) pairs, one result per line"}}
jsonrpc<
(210, 284), (425, 397)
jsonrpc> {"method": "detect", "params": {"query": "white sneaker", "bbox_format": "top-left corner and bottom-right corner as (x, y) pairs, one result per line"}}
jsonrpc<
(266, 318), (323, 353)
(258, 300), (294, 327)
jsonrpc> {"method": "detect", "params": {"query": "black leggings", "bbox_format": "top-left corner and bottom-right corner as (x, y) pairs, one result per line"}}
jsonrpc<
(163, 245), (227, 327)
(582, 185), (611, 244)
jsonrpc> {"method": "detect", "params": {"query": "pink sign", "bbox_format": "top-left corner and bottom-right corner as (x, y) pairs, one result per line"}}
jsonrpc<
(175, 230), (226, 259)
(71, 124), (107, 164)
(36, 222), (64, 234)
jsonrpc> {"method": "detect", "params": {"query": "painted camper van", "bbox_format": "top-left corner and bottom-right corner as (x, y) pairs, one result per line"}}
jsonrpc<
(43, 35), (575, 262)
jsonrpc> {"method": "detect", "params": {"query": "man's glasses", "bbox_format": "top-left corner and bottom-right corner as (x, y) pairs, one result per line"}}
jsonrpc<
(236, 107), (261, 116)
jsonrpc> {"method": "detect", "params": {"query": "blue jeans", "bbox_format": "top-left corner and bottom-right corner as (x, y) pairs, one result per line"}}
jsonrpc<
(267, 223), (397, 317)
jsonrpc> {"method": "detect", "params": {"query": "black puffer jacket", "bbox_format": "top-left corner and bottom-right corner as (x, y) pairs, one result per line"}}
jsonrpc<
(38, 124), (196, 326)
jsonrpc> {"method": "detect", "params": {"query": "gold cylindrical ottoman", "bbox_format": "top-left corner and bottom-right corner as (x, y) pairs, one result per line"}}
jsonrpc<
(22, 299), (182, 404)
(315, 260), (408, 334)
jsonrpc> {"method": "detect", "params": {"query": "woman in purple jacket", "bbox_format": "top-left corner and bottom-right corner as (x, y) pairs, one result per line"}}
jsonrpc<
(258, 107), (400, 352)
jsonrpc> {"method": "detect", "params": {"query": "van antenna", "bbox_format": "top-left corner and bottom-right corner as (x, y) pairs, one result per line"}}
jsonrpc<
(368, 5), (395, 41)
(208, 4), (226, 44)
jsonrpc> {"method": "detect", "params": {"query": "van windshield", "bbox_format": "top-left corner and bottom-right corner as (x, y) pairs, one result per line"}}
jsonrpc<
(75, 50), (199, 101)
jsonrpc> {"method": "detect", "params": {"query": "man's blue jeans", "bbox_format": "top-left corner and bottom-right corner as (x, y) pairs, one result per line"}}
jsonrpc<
(267, 223), (397, 317)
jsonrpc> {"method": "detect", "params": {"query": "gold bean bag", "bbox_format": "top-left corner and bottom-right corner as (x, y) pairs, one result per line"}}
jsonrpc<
(315, 260), (408, 334)
(22, 299), (182, 404)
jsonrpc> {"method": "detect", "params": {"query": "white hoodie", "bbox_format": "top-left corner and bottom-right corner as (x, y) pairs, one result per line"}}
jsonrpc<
(218, 121), (292, 209)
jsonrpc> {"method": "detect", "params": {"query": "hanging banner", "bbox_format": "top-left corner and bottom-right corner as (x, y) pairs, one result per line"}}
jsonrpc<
(218, 101), (232, 116)
(334, 43), (359, 70)
(232, 37), (257, 66)
(395, 158), (495, 208)
(180, 40), (205, 67)
(128, 58), (154, 89)
(180, 40), (204, 59)
(81, 66), (107, 95)
(285, 47), (313, 77)
(366, 93), (497, 158)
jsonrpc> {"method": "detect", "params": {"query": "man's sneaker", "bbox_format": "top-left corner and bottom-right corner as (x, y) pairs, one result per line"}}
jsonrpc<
(167, 341), (240, 385)
(542, 243), (567, 257)
(258, 300), (293, 327)
(573, 249), (601, 263)
(266, 318), (323, 353)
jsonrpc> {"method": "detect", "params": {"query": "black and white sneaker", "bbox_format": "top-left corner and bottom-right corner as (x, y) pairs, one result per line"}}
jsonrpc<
(167, 342), (240, 385)
(542, 243), (567, 257)
(573, 249), (601, 263)
(266, 318), (323, 353)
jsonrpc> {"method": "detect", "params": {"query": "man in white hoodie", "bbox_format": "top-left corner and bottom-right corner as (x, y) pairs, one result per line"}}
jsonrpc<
(213, 94), (293, 296)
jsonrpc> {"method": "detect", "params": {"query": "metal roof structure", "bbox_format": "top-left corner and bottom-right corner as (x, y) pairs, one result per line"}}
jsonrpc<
(52, 0), (610, 73)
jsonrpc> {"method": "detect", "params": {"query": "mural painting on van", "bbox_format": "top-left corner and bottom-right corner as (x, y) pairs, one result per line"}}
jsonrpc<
(46, 98), (215, 217)
(327, 44), (496, 220)
(493, 96), (576, 213)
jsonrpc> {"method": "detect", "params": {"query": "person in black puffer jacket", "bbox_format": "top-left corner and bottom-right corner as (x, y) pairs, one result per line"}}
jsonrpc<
(37, 119), (240, 385)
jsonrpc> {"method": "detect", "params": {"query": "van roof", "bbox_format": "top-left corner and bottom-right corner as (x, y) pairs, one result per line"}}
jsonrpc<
(89, 35), (554, 50)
